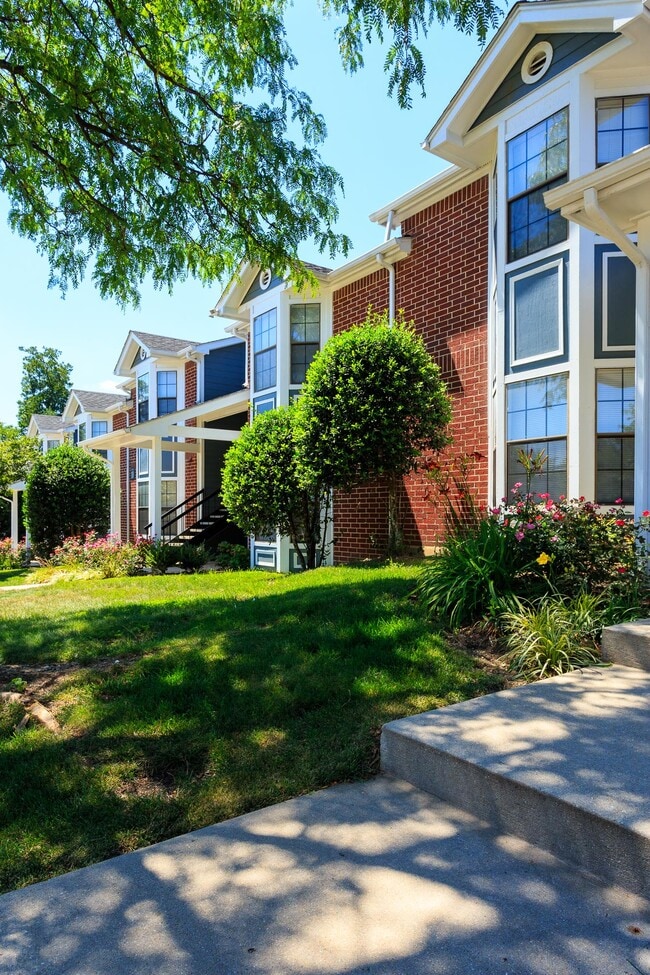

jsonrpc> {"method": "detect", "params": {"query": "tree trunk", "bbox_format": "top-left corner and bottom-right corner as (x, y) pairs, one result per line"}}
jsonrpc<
(387, 473), (403, 559)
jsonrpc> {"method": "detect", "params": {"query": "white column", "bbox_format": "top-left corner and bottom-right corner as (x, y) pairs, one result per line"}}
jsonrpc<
(150, 439), (162, 538)
(634, 214), (650, 521)
(11, 489), (20, 548)
(108, 459), (120, 537)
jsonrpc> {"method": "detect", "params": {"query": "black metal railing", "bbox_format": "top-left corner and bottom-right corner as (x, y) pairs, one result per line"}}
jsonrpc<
(146, 487), (225, 543)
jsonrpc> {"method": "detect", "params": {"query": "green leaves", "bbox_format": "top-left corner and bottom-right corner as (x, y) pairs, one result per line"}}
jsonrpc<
(16, 346), (72, 432)
(0, 0), (349, 304)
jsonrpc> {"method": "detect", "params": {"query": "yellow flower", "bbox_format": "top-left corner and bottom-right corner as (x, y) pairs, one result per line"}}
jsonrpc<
(536, 552), (551, 565)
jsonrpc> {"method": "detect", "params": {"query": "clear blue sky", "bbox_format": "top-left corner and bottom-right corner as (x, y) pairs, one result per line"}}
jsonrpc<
(0, 2), (497, 426)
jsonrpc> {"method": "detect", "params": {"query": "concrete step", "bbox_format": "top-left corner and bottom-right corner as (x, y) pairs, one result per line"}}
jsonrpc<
(602, 619), (650, 671)
(381, 664), (650, 899)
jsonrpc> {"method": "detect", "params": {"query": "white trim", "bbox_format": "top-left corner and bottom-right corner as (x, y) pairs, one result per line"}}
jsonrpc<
(522, 41), (554, 85)
(602, 250), (636, 351)
(508, 258), (565, 367)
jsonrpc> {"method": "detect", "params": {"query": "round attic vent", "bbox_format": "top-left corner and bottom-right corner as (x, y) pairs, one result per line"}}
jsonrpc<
(521, 42), (554, 85)
(139, 346), (147, 361)
(259, 268), (272, 290)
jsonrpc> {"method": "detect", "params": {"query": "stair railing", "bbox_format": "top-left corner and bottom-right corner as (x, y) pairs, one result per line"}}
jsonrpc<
(145, 488), (225, 543)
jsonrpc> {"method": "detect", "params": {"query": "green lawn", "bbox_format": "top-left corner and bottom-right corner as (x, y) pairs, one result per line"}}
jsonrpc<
(0, 565), (504, 892)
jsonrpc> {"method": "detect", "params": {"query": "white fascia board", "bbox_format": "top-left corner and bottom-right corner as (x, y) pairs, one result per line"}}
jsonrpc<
(134, 387), (249, 435)
(193, 336), (245, 354)
(369, 164), (490, 228)
(210, 262), (256, 319)
(61, 390), (82, 423)
(113, 330), (145, 377)
(327, 237), (413, 290)
(423, 0), (643, 161)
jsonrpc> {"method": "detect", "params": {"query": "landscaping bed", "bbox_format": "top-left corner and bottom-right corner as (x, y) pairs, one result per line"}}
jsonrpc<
(0, 564), (504, 893)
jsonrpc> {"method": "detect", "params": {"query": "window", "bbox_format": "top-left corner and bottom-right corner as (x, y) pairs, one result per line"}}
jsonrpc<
(596, 368), (634, 505)
(137, 374), (149, 422)
(157, 370), (177, 415)
(91, 420), (108, 438)
(597, 248), (636, 354)
(78, 422), (87, 442)
(137, 482), (149, 535)
(46, 440), (59, 452)
(253, 308), (277, 392)
(253, 394), (276, 416)
(137, 448), (149, 478)
(161, 480), (177, 514)
(596, 96), (649, 166)
(508, 258), (564, 366)
(507, 108), (568, 263)
(290, 304), (320, 383)
(161, 437), (177, 476)
(506, 374), (568, 498)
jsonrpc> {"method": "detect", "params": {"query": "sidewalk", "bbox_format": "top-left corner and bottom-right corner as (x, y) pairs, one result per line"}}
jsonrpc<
(1, 775), (649, 975)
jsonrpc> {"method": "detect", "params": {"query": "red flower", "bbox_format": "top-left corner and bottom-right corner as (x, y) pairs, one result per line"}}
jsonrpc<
(615, 519), (626, 527)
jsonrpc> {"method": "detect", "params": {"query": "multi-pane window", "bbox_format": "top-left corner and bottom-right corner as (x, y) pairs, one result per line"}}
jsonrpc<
(161, 480), (177, 515)
(137, 482), (149, 535)
(46, 440), (59, 452)
(157, 371), (177, 415)
(137, 374), (149, 422)
(78, 422), (87, 442)
(596, 368), (635, 505)
(290, 304), (320, 384)
(596, 96), (649, 166)
(137, 448), (149, 478)
(506, 373), (568, 498)
(91, 420), (108, 438)
(507, 108), (568, 263)
(253, 309), (277, 392)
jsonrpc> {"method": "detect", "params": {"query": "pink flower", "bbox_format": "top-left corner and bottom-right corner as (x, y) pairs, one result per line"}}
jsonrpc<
(525, 523), (535, 530)
(617, 566), (627, 574)
(490, 507), (500, 515)
(615, 498), (623, 505)
(643, 510), (650, 518)
(515, 531), (525, 541)
(550, 536), (559, 543)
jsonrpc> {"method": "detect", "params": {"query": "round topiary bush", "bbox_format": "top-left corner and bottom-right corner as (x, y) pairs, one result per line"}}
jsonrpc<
(24, 444), (110, 557)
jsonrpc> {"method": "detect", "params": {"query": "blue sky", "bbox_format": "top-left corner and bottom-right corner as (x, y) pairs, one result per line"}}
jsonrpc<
(0, 2), (495, 425)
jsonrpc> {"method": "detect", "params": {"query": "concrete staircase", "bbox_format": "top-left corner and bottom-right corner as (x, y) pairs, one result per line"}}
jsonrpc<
(381, 625), (650, 900)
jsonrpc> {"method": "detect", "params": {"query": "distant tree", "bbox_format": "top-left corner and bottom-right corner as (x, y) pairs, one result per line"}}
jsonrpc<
(24, 444), (109, 556)
(295, 311), (452, 555)
(0, 424), (42, 536)
(221, 408), (329, 571)
(17, 346), (73, 432)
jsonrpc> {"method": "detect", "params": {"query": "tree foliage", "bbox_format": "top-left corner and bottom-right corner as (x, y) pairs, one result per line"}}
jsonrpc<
(0, 423), (41, 536)
(23, 444), (110, 556)
(16, 346), (73, 432)
(0, 0), (500, 303)
(221, 407), (329, 570)
(295, 311), (452, 491)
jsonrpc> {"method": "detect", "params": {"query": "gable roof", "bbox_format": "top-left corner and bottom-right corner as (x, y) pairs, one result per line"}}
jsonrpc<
(69, 389), (129, 413)
(423, 0), (644, 169)
(29, 414), (66, 435)
(114, 330), (198, 377)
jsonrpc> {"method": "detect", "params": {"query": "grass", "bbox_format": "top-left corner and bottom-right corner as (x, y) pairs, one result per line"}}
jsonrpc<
(0, 565), (504, 893)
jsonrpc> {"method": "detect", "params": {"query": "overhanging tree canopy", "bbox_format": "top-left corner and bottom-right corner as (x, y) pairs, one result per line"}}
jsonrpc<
(0, 0), (500, 304)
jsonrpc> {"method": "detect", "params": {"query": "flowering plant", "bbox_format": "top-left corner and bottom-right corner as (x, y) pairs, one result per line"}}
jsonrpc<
(0, 537), (27, 570)
(51, 532), (149, 577)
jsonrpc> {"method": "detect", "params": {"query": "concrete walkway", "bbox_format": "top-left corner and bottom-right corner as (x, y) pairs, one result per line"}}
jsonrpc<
(1, 775), (649, 975)
(3, 664), (650, 974)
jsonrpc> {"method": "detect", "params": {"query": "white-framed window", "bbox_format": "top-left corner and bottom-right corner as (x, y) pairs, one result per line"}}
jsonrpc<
(601, 251), (636, 353)
(506, 373), (568, 498)
(137, 374), (149, 422)
(253, 308), (277, 392)
(137, 448), (149, 478)
(161, 480), (177, 515)
(46, 439), (59, 452)
(507, 108), (568, 263)
(157, 371), (177, 415)
(137, 481), (149, 535)
(290, 304), (320, 384)
(596, 95), (649, 167)
(161, 437), (177, 476)
(596, 368), (635, 505)
(91, 420), (108, 438)
(77, 422), (87, 442)
(253, 394), (276, 416)
(509, 258), (564, 367)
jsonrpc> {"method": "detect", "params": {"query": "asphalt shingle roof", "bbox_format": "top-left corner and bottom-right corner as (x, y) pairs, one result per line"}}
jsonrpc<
(71, 389), (128, 412)
(132, 331), (197, 355)
(31, 414), (66, 433)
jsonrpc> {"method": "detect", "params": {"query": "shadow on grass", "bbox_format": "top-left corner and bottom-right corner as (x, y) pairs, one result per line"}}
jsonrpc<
(0, 572), (503, 891)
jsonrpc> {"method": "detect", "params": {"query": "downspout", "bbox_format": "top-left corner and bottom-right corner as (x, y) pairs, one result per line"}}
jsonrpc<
(376, 254), (395, 325)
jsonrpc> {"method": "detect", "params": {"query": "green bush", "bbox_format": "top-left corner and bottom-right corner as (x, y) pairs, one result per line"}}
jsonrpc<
(173, 542), (215, 572)
(51, 532), (147, 577)
(215, 541), (249, 571)
(24, 444), (109, 557)
(142, 538), (179, 574)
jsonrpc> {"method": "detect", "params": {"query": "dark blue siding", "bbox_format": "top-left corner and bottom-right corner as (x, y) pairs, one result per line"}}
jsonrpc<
(204, 344), (246, 399)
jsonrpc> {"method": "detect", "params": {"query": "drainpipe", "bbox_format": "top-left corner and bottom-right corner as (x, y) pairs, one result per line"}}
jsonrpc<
(583, 188), (650, 522)
(376, 254), (395, 325)
(384, 210), (395, 242)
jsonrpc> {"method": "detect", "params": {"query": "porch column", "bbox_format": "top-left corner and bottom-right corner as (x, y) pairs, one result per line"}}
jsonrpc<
(108, 459), (121, 538)
(10, 488), (20, 548)
(149, 438), (162, 538)
(635, 214), (650, 521)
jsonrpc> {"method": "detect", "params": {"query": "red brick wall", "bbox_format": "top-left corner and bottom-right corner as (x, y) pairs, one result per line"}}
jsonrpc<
(113, 402), (137, 542)
(331, 176), (489, 562)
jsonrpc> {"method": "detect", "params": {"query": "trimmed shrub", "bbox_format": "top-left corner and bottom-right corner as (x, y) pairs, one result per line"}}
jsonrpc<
(0, 538), (27, 569)
(24, 445), (109, 557)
